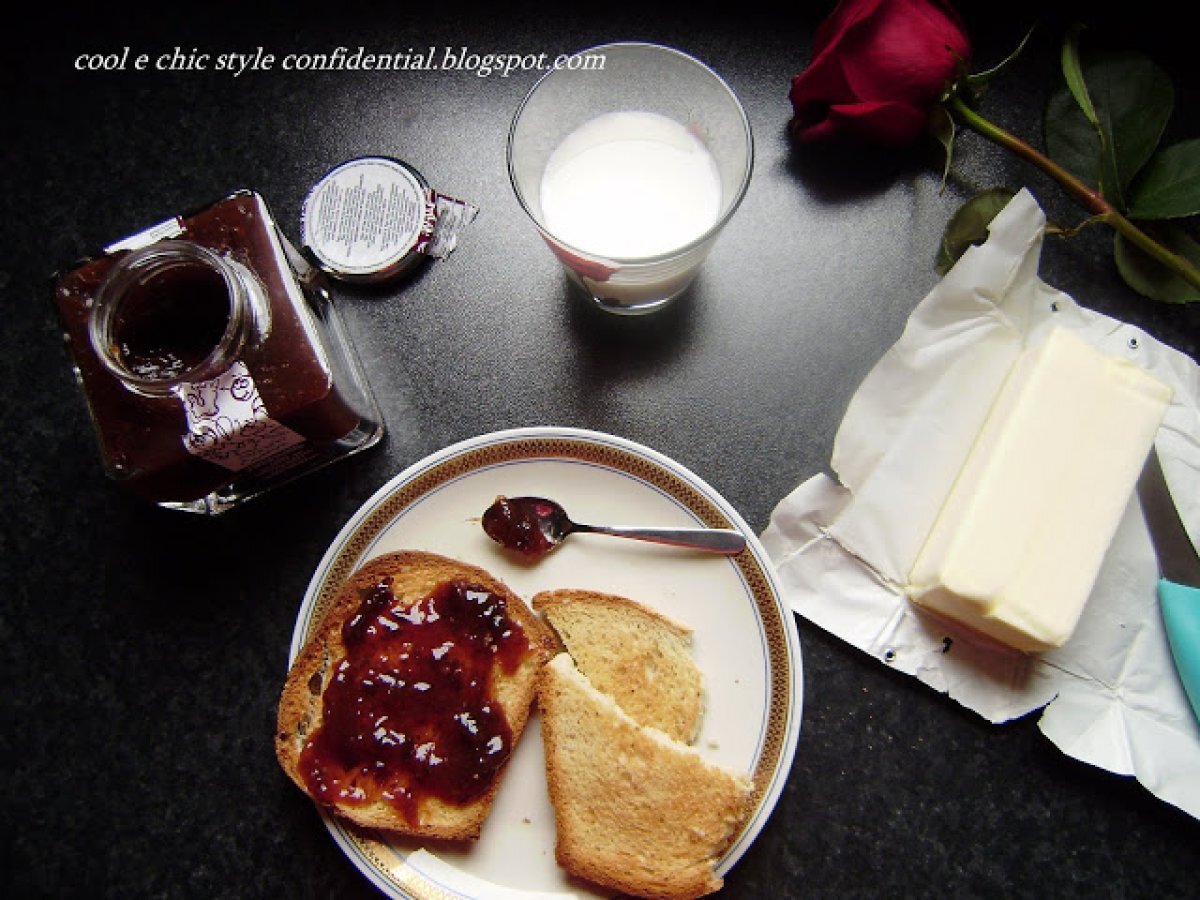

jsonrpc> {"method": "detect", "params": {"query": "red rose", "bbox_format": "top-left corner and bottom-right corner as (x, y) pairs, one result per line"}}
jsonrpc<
(789, 0), (971, 146)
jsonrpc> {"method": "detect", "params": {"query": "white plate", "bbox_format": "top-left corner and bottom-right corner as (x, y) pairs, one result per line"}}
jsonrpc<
(289, 426), (803, 899)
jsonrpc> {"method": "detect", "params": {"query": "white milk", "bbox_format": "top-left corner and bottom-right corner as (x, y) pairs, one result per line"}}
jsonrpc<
(539, 110), (723, 260)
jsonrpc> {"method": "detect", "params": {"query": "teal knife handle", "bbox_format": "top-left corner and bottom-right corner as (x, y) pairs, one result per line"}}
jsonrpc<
(1159, 578), (1200, 723)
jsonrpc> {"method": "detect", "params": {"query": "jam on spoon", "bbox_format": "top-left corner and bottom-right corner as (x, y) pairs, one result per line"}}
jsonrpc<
(481, 496), (746, 561)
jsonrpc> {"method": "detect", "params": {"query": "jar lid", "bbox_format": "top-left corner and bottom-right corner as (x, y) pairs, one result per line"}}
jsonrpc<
(301, 156), (433, 283)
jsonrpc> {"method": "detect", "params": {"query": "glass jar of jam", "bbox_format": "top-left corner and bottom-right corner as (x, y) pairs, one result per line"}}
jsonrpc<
(53, 190), (385, 514)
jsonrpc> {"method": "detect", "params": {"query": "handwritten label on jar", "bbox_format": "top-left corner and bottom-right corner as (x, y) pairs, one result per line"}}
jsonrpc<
(177, 360), (306, 471)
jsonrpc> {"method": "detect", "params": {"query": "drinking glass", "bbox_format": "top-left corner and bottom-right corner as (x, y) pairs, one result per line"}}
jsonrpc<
(508, 42), (753, 315)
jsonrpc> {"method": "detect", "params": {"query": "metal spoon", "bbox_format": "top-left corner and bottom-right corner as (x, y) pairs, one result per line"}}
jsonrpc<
(481, 495), (746, 559)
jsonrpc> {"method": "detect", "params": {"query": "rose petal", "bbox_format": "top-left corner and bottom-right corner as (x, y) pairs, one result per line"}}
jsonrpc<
(788, 0), (971, 148)
(791, 99), (929, 146)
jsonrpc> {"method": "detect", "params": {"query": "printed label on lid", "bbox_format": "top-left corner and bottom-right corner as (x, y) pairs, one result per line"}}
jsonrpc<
(302, 156), (479, 279)
(303, 158), (428, 276)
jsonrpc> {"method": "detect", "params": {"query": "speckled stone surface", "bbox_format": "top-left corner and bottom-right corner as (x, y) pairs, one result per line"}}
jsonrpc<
(5, 2), (1199, 898)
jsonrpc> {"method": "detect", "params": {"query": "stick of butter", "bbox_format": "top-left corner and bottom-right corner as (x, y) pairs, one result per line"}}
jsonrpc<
(907, 326), (1173, 652)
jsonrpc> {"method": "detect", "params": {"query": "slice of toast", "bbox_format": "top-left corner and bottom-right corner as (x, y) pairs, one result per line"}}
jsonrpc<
(532, 589), (705, 743)
(276, 550), (555, 840)
(538, 653), (753, 899)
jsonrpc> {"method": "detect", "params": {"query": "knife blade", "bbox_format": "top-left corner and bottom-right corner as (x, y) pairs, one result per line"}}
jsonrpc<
(1137, 446), (1200, 721)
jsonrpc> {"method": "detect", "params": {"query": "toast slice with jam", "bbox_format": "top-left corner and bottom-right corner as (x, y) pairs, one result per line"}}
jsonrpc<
(276, 550), (555, 840)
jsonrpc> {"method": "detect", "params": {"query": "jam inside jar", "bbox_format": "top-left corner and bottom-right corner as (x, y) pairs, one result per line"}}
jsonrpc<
(105, 247), (233, 382)
(53, 191), (385, 514)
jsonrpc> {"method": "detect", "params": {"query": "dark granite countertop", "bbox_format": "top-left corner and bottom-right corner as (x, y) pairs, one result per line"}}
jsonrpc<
(6, 2), (1199, 897)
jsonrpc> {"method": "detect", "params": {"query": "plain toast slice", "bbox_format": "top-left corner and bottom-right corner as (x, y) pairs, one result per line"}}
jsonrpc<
(538, 652), (753, 899)
(276, 550), (555, 840)
(532, 589), (705, 743)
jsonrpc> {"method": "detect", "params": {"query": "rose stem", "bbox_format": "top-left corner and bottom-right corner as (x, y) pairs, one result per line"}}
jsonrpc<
(946, 92), (1200, 293)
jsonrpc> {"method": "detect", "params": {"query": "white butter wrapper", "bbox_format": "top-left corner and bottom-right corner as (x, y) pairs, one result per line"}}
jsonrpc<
(761, 188), (1200, 819)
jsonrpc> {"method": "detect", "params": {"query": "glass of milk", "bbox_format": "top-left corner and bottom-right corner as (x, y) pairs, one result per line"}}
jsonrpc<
(508, 42), (753, 314)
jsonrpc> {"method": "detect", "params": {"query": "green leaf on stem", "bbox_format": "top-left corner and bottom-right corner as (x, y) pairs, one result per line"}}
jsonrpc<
(1044, 88), (1103, 190)
(1114, 223), (1200, 303)
(1061, 24), (1100, 129)
(966, 23), (1036, 95)
(936, 188), (1017, 274)
(1045, 49), (1174, 210)
(1127, 139), (1200, 220)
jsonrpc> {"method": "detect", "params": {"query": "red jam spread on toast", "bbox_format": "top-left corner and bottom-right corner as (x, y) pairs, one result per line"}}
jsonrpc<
(299, 577), (531, 823)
